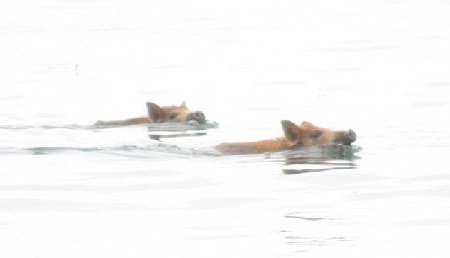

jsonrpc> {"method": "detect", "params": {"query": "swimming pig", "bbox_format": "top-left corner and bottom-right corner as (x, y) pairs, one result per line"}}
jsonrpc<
(93, 102), (206, 127)
(215, 120), (356, 155)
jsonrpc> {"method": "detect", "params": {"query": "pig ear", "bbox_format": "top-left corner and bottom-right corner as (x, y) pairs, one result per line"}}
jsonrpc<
(146, 102), (163, 122)
(281, 120), (301, 145)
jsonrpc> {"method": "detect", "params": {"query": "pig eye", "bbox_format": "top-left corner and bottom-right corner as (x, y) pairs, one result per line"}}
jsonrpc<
(310, 130), (322, 139)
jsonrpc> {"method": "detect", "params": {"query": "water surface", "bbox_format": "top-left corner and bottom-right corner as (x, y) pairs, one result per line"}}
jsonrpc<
(1, 0), (450, 257)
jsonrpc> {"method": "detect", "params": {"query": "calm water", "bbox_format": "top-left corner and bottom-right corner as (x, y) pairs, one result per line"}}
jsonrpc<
(1, 0), (450, 257)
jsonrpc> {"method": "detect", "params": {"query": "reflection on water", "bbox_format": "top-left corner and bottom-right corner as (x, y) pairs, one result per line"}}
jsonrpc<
(267, 145), (360, 175)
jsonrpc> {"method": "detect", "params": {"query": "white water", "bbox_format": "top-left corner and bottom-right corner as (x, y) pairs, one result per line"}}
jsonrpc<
(1, 0), (450, 257)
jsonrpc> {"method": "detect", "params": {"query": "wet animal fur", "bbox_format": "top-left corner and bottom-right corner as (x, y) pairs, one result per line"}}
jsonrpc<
(215, 120), (356, 155)
(93, 102), (206, 127)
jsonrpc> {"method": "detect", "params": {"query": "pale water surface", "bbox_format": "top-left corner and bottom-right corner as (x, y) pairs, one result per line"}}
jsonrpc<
(1, 0), (450, 257)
